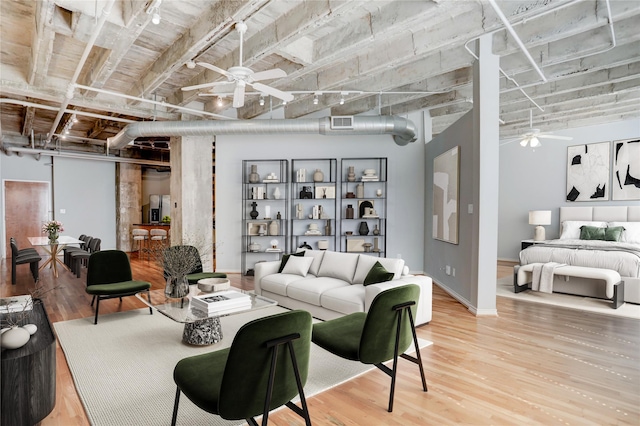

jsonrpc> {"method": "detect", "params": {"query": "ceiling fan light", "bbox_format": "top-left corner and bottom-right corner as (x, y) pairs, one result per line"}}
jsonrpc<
(519, 139), (528, 147)
(530, 136), (541, 148)
(259, 96), (265, 106)
(217, 97), (223, 107)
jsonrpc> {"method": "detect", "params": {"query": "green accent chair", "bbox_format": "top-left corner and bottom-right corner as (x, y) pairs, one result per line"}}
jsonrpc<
(312, 284), (427, 412)
(162, 245), (227, 284)
(171, 310), (313, 426)
(86, 250), (152, 325)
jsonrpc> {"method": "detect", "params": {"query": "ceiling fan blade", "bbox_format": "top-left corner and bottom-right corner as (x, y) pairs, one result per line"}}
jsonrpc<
(233, 82), (246, 108)
(251, 68), (287, 82)
(181, 82), (219, 91)
(538, 134), (573, 140)
(196, 62), (233, 78)
(251, 82), (294, 102)
(209, 82), (236, 93)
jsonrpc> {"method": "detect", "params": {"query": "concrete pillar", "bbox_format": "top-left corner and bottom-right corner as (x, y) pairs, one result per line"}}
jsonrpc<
(170, 135), (214, 271)
(472, 34), (499, 314)
(116, 163), (142, 252)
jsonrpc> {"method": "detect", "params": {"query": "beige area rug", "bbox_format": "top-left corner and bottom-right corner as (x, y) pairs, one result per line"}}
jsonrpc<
(496, 275), (640, 319)
(54, 306), (432, 426)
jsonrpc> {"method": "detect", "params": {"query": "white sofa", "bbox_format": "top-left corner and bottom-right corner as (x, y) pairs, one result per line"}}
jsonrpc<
(254, 250), (432, 326)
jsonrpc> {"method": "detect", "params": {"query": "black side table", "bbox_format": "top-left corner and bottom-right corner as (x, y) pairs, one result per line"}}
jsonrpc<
(1, 301), (56, 426)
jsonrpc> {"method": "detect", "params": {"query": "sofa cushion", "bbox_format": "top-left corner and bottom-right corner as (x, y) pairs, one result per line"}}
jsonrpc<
(261, 274), (307, 297)
(317, 251), (359, 283)
(364, 261), (394, 286)
(297, 249), (325, 276)
(278, 251), (305, 273)
(352, 255), (405, 284)
(321, 285), (366, 315)
(281, 256), (313, 276)
(286, 277), (349, 306)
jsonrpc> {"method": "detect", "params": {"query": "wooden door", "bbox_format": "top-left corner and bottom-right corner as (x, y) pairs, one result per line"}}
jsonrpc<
(4, 180), (50, 258)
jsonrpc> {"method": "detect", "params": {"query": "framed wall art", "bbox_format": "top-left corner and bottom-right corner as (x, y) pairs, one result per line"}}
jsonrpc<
(432, 146), (459, 244)
(566, 142), (610, 202)
(612, 138), (640, 201)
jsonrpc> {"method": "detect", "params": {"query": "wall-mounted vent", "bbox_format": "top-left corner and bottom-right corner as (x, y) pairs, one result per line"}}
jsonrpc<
(330, 116), (354, 129)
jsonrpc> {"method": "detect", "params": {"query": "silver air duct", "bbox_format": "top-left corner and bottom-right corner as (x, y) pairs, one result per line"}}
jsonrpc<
(108, 115), (416, 149)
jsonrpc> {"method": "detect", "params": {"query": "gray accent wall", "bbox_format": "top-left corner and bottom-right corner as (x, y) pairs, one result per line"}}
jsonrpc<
(498, 117), (640, 261)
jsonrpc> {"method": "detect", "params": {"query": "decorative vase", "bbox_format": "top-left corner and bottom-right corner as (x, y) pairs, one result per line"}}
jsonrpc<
(22, 324), (37, 335)
(313, 169), (324, 182)
(48, 231), (59, 243)
(249, 164), (259, 183)
(324, 219), (331, 236)
(346, 204), (354, 219)
(299, 241), (312, 250)
(358, 221), (369, 236)
(347, 166), (356, 182)
(269, 220), (279, 236)
(356, 183), (364, 199)
(250, 202), (259, 219)
(165, 275), (189, 298)
(373, 224), (380, 235)
(1, 326), (31, 350)
(273, 187), (281, 200)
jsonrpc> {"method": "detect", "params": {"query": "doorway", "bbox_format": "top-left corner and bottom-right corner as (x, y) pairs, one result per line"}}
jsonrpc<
(3, 180), (50, 258)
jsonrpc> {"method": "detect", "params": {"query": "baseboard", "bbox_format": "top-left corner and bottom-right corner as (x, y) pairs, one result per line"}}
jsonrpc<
(434, 281), (498, 317)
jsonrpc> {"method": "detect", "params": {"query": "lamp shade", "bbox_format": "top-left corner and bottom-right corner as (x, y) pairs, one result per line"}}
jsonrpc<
(529, 210), (551, 226)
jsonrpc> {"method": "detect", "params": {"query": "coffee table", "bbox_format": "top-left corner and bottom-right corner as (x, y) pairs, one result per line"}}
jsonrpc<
(136, 288), (277, 345)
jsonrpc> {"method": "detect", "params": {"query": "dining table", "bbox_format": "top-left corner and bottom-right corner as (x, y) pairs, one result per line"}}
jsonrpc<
(27, 236), (83, 278)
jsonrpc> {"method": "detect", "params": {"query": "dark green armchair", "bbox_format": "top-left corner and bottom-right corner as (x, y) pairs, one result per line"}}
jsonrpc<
(312, 284), (427, 412)
(85, 250), (152, 325)
(171, 310), (313, 426)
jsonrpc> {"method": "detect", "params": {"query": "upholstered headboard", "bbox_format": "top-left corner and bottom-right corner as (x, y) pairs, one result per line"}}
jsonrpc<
(560, 206), (640, 223)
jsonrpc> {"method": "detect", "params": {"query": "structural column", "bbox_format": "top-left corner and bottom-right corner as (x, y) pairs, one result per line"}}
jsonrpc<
(116, 163), (142, 252)
(170, 134), (214, 271)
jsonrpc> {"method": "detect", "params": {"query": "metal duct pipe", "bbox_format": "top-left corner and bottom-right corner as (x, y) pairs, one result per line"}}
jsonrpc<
(108, 115), (416, 149)
(4, 146), (169, 167)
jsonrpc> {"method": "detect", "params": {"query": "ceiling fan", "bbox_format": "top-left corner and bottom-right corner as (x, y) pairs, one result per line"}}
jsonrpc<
(511, 110), (573, 147)
(181, 21), (293, 108)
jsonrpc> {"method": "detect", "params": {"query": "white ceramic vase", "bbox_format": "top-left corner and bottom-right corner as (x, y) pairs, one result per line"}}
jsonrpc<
(273, 187), (281, 199)
(1, 326), (31, 350)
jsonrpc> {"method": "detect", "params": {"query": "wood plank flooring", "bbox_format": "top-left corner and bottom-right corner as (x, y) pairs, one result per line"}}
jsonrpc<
(2, 256), (639, 425)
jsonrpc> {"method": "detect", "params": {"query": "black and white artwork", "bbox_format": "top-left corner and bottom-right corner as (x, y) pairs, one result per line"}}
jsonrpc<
(566, 142), (610, 202)
(433, 146), (459, 244)
(612, 139), (640, 201)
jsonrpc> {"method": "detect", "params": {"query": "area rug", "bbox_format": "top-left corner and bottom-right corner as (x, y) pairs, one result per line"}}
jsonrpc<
(54, 307), (432, 425)
(496, 275), (640, 319)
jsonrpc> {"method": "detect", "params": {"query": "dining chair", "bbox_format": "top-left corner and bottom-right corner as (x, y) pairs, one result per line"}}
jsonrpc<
(171, 310), (313, 426)
(70, 237), (101, 278)
(149, 228), (168, 251)
(85, 250), (152, 324)
(311, 284), (427, 412)
(10, 238), (41, 284)
(63, 234), (88, 268)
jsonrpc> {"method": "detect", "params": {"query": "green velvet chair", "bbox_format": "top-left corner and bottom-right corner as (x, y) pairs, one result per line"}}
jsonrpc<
(162, 245), (227, 284)
(171, 310), (313, 426)
(85, 250), (153, 325)
(312, 284), (427, 412)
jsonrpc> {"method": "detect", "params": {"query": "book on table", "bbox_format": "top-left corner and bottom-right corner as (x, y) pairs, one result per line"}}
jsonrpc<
(0, 295), (33, 314)
(191, 291), (251, 313)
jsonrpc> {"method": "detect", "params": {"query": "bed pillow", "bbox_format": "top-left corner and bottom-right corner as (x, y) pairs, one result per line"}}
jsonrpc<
(278, 251), (305, 273)
(560, 221), (607, 239)
(363, 261), (394, 286)
(280, 256), (314, 276)
(604, 226), (625, 242)
(579, 225), (605, 240)
(608, 222), (640, 244)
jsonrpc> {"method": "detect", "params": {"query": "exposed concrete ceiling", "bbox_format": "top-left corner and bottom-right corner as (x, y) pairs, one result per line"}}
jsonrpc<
(1, 0), (639, 157)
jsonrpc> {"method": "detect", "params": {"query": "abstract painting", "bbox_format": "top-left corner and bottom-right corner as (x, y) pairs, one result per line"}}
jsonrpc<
(566, 142), (610, 202)
(612, 138), (640, 201)
(433, 146), (459, 244)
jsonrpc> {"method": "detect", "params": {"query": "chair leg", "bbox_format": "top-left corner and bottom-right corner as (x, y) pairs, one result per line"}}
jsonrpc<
(11, 260), (17, 285)
(91, 295), (96, 306)
(285, 340), (312, 426)
(147, 289), (153, 315)
(401, 308), (428, 393)
(94, 297), (100, 325)
(387, 309), (404, 412)
(171, 387), (181, 426)
(30, 260), (39, 282)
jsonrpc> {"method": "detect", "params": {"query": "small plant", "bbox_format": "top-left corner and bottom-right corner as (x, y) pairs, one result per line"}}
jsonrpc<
(42, 220), (64, 236)
(161, 215), (171, 223)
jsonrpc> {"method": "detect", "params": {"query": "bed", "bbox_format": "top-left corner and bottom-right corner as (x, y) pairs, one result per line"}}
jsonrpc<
(515, 206), (640, 304)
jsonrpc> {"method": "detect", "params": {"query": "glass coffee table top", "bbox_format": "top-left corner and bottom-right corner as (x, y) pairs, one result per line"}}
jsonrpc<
(136, 287), (277, 324)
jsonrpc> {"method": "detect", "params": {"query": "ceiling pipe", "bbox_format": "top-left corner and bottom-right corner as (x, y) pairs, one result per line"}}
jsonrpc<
(108, 115), (417, 149)
(0, 98), (137, 124)
(45, 0), (116, 146)
(4, 146), (169, 167)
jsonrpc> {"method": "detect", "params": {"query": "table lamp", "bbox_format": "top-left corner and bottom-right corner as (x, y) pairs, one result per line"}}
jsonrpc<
(529, 210), (551, 241)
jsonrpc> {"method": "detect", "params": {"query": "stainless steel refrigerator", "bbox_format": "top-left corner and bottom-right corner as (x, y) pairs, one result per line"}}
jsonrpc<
(149, 194), (170, 223)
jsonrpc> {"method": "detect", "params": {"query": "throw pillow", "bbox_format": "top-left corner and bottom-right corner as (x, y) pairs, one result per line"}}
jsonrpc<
(278, 251), (305, 273)
(317, 251), (360, 283)
(280, 256), (314, 276)
(579, 225), (605, 240)
(604, 226), (625, 242)
(364, 261), (394, 286)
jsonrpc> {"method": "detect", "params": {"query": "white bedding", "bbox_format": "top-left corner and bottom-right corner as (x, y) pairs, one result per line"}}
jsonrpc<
(519, 239), (640, 278)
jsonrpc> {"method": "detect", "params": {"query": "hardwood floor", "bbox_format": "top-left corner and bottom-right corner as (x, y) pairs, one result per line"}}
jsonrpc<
(2, 257), (639, 425)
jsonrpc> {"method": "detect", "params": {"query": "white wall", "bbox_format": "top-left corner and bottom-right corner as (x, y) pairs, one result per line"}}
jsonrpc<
(215, 117), (427, 273)
(498, 118), (640, 261)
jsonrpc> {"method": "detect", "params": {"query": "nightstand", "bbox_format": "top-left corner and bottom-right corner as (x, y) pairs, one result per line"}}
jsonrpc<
(521, 240), (547, 250)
